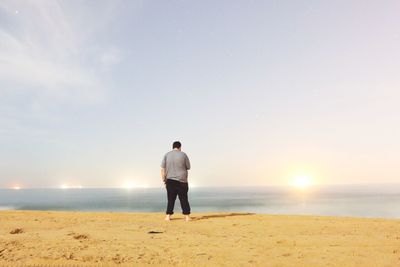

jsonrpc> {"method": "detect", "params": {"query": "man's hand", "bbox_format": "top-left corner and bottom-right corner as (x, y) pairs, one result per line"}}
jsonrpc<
(161, 168), (167, 185)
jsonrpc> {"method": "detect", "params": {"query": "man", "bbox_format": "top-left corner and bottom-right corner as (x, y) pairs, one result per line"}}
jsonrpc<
(161, 141), (191, 221)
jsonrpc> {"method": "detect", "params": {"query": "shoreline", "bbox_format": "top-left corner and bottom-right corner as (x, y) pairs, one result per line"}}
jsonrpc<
(1, 211), (399, 266)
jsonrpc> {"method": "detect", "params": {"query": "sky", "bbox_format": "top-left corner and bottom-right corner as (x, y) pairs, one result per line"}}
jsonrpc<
(1, 0), (400, 188)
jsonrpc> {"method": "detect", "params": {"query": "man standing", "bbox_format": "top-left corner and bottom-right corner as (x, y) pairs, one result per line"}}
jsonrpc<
(161, 141), (191, 221)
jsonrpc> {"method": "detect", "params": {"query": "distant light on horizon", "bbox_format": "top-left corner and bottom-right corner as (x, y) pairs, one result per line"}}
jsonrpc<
(122, 181), (134, 189)
(120, 180), (149, 189)
(60, 184), (68, 189)
(59, 184), (84, 189)
(12, 185), (21, 190)
(189, 183), (198, 188)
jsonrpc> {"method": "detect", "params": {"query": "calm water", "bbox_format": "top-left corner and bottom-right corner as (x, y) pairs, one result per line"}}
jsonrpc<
(0, 184), (399, 218)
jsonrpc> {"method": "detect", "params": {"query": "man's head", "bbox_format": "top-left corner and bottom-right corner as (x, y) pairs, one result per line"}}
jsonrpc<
(172, 141), (182, 150)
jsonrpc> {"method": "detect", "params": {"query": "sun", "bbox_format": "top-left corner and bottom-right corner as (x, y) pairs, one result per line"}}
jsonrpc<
(292, 175), (313, 189)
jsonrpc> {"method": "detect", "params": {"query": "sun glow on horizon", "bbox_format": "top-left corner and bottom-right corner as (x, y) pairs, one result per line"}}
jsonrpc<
(292, 175), (313, 190)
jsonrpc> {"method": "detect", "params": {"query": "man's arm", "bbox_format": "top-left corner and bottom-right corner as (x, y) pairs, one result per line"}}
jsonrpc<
(161, 168), (166, 184)
(185, 155), (191, 170)
(161, 155), (167, 184)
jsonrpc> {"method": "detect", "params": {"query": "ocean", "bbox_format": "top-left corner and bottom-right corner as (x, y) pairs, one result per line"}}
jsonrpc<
(1, 184), (399, 218)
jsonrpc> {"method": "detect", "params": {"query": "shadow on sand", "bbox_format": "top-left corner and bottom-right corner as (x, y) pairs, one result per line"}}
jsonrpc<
(169, 212), (255, 221)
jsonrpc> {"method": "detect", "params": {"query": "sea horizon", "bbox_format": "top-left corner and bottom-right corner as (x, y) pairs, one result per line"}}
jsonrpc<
(2, 181), (400, 189)
(1, 183), (399, 219)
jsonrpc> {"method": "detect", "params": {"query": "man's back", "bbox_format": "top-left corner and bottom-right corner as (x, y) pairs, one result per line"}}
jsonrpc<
(161, 141), (191, 221)
(161, 150), (191, 183)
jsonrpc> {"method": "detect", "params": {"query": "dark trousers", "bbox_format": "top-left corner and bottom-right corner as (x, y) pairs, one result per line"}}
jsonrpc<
(166, 179), (191, 215)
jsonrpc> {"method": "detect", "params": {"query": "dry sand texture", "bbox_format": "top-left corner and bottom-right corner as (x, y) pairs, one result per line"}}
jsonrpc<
(0, 211), (399, 266)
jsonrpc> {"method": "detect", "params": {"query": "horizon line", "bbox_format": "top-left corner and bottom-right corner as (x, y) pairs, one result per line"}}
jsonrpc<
(1, 182), (400, 190)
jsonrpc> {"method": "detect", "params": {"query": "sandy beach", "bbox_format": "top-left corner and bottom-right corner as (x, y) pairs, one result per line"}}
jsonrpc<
(0, 211), (399, 266)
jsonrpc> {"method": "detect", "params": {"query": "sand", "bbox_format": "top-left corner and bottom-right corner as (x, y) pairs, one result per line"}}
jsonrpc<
(0, 211), (399, 266)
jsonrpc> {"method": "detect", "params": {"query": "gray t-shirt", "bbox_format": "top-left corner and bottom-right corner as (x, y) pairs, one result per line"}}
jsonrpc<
(161, 150), (191, 183)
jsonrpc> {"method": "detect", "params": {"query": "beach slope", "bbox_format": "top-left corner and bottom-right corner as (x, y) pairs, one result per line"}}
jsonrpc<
(0, 211), (399, 266)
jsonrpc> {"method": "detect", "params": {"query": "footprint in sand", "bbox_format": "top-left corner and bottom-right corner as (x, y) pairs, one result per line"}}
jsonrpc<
(10, 228), (24, 234)
(69, 233), (89, 240)
(63, 252), (75, 260)
(74, 234), (89, 240)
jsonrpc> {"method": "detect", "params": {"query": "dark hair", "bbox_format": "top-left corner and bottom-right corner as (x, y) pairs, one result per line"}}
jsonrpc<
(172, 141), (182, 149)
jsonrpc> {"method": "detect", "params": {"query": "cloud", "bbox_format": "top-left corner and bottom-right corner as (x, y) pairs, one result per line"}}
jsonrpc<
(0, 1), (121, 103)
(0, 0), (129, 141)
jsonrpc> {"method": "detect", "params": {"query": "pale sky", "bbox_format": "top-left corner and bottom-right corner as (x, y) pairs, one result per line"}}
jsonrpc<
(1, 0), (400, 188)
